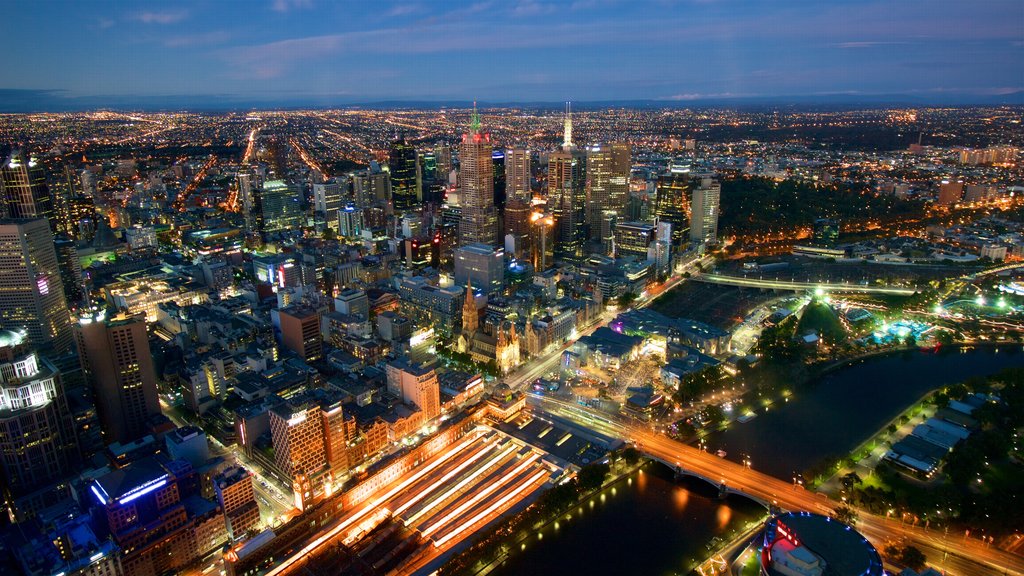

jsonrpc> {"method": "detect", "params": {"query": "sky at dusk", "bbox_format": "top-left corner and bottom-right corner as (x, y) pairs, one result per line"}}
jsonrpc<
(2, 0), (1023, 108)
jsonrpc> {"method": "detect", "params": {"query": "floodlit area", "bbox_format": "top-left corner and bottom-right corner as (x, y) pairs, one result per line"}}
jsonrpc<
(271, 427), (562, 575)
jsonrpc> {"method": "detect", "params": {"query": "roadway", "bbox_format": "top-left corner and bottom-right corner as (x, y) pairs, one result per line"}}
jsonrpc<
(528, 392), (1023, 576)
(695, 273), (918, 295)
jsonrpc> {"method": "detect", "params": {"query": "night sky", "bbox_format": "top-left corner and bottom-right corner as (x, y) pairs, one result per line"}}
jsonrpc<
(2, 0), (1022, 108)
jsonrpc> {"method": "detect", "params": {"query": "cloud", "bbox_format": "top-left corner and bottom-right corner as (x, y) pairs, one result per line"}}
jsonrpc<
(130, 10), (188, 24)
(387, 3), (422, 17)
(271, 0), (314, 12)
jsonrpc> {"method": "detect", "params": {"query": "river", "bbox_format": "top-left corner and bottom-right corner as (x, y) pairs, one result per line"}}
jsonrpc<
(490, 347), (1024, 576)
(707, 345), (1024, 479)
(490, 464), (765, 576)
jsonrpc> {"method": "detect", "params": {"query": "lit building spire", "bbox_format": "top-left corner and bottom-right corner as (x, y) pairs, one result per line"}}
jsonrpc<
(470, 100), (481, 135)
(562, 101), (573, 150)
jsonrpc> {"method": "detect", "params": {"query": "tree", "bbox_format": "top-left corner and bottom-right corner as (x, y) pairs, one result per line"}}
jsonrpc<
(621, 446), (641, 466)
(832, 505), (858, 526)
(898, 546), (927, 572)
(616, 291), (638, 308)
(576, 463), (610, 492)
(840, 471), (863, 492)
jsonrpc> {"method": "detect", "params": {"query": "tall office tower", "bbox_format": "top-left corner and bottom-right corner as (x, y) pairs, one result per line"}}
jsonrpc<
(74, 310), (160, 444)
(549, 151), (587, 261)
(505, 148), (531, 201)
(237, 170), (258, 232)
(389, 137), (421, 213)
(385, 360), (441, 420)
(338, 204), (365, 238)
(492, 150), (507, 211)
(654, 172), (690, 246)
(215, 466), (261, 541)
(313, 180), (342, 232)
(421, 151), (438, 182)
(260, 179), (302, 233)
(585, 142), (630, 230)
(457, 106), (498, 246)
(435, 144), (453, 181)
(64, 195), (97, 241)
(1, 150), (54, 228)
(50, 165), (78, 238)
(689, 177), (721, 245)
(53, 238), (85, 310)
(0, 330), (77, 519)
(353, 170), (391, 208)
(278, 305), (322, 362)
(0, 219), (74, 355)
(454, 243), (505, 295)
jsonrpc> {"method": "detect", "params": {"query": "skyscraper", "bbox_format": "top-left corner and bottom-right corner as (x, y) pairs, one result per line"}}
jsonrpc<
(549, 151), (587, 262)
(505, 148), (531, 202)
(586, 142), (631, 236)
(689, 177), (721, 245)
(654, 172), (690, 246)
(1, 150), (54, 228)
(313, 180), (343, 232)
(389, 137), (421, 213)
(458, 105), (497, 246)
(492, 150), (506, 211)
(0, 329), (77, 519)
(260, 179), (302, 233)
(0, 218), (74, 355)
(74, 310), (160, 444)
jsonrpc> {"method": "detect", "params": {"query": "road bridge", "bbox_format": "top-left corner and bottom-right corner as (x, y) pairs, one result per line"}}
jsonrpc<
(695, 273), (918, 295)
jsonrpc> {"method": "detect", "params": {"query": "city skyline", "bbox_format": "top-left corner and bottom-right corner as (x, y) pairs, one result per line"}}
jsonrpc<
(1, 0), (1023, 111)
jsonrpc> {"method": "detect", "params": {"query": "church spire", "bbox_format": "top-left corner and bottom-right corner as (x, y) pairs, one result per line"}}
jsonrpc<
(462, 278), (478, 333)
(562, 101), (573, 150)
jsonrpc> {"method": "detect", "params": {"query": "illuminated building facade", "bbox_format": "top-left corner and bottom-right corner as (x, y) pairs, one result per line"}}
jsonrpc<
(689, 177), (720, 245)
(259, 179), (302, 233)
(215, 466), (261, 541)
(654, 172), (690, 246)
(74, 310), (160, 444)
(385, 360), (441, 420)
(312, 180), (343, 232)
(505, 148), (531, 202)
(268, 391), (347, 510)
(1, 150), (54, 227)
(457, 106), (498, 246)
(549, 150), (587, 262)
(614, 221), (656, 260)
(90, 456), (227, 576)
(0, 329), (76, 520)
(0, 218), (74, 355)
(586, 142), (631, 237)
(760, 512), (883, 576)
